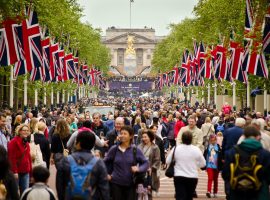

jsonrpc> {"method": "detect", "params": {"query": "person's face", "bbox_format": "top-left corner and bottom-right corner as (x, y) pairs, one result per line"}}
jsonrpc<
(152, 126), (158, 133)
(19, 126), (30, 138)
(93, 115), (100, 125)
(188, 119), (196, 128)
(115, 120), (124, 131)
(209, 137), (216, 145)
(142, 133), (150, 144)
(0, 116), (6, 130)
(119, 130), (132, 144)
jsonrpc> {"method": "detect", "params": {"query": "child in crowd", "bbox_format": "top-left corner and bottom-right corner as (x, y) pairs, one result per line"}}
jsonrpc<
(94, 150), (102, 158)
(216, 132), (223, 147)
(204, 134), (222, 198)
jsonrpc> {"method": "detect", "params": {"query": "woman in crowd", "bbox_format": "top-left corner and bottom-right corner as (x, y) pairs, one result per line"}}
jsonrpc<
(50, 119), (70, 164)
(104, 126), (149, 200)
(138, 129), (161, 198)
(12, 115), (22, 135)
(33, 122), (51, 169)
(0, 145), (19, 200)
(133, 117), (142, 144)
(29, 118), (38, 135)
(201, 117), (215, 148)
(166, 131), (206, 200)
(66, 116), (77, 134)
(8, 124), (32, 195)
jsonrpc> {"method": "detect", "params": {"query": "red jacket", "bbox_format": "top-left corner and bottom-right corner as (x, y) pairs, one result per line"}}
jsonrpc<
(8, 136), (32, 174)
(174, 120), (185, 138)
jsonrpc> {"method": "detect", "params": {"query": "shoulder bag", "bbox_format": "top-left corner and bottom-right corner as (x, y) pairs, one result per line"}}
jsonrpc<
(165, 146), (176, 178)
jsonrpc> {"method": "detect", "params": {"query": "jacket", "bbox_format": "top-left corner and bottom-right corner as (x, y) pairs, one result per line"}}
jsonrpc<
(154, 136), (165, 164)
(8, 136), (32, 174)
(174, 120), (185, 138)
(222, 138), (270, 200)
(203, 144), (223, 171)
(104, 144), (149, 187)
(138, 143), (160, 170)
(56, 150), (110, 200)
(222, 126), (243, 156)
(167, 120), (175, 140)
(1, 171), (19, 200)
(91, 122), (109, 138)
(33, 132), (51, 169)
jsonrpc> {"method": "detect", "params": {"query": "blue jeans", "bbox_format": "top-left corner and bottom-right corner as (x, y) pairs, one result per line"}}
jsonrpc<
(18, 173), (29, 195)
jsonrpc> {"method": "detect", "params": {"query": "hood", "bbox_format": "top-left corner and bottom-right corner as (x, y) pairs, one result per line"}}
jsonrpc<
(239, 138), (262, 153)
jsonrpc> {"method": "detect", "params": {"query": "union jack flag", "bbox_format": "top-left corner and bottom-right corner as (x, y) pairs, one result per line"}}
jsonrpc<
(0, 28), (9, 66)
(63, 53), (76, 81)
(215, 44), (229, 80)
(155, 73), (163, 90)
(88, 67), (97, 85)
(171, 65), (179, 85)
(244, 0), (254, 36)
(204, 46), (214, 80)
(197, 42), (206, 78)
(57, 48), (65, 82)
(181, 49), (191, 85)
(1, 19), (20, 66)
(41, 38), (50, 81)
(49, 42), (59, 81)
(229, 41), (247, 83)
(263, 12), (270, 55)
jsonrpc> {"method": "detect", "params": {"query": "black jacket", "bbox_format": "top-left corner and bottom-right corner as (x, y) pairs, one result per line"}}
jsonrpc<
(56, 151), (110, 200)
(155, 136), (165, 165)
(34, 133), (51, 169)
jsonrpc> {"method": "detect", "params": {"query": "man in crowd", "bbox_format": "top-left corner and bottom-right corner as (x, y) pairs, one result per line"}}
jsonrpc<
(106, 117), (125, 149)
(0, 113), (8, 150)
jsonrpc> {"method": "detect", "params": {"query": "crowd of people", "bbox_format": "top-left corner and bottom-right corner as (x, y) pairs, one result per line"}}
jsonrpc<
(0, 96), (270, 200)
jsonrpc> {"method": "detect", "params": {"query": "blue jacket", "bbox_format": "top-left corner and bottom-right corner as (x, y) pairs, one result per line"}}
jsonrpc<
(222, 126), (243, 156)
(55, 151), (110, 200)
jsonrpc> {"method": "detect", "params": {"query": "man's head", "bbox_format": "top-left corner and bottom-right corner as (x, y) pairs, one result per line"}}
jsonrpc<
(182, 131), (193, 145)
(256, 112), (263, 119)
(92, 112), (101, 126)
(243, 125), (261, 141)
(76, 130), (96, 150)
(188, 116), (196, 129)
(235, 118), (246, 128)
(32, 166), (50, 183)
(0, 113), (6, 130)
(115, 117), (124, 131)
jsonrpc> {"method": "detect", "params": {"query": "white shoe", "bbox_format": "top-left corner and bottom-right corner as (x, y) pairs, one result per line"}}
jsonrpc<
(213, 193), (218, 198)
(152, 191), (156, 197)
(156, 192), (160, 197)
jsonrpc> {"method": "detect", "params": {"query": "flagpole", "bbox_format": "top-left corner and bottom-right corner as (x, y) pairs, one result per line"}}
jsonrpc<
(44, 85), (47, 106)
(56, 90), (60, 106)
(67, 91), (70, 103)
(232, 81), (236, 111)
(62, 89), (65, 104)
(9, 66), (14, 109)
(202, 89), (205, 104)
(51, 86), (54, 109)
(23, 77), (28, 111)
(214, 81), (217, 108)
(247, 77), (250, 110)
(207, 83), (210, 106)
(34, 88), (38, 108)
(264, 83), (267, 116)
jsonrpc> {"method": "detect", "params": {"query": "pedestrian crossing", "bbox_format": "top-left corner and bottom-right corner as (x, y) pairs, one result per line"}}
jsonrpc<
(154, 171), (226, 200)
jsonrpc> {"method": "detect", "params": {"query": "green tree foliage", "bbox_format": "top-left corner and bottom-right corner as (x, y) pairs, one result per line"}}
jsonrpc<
(152, 0), (269, 106)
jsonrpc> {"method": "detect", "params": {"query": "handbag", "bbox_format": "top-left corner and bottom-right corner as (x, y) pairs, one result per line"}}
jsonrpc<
(61, 139), (69, 157)
(132, 147), (147, 185)
(29, 134), (46, 167)
(165, 146), (176, 178)
(203, 124), (213, 149)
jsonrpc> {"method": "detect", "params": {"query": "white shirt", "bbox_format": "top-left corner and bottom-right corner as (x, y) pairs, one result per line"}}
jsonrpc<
(166, 144), (206, 178)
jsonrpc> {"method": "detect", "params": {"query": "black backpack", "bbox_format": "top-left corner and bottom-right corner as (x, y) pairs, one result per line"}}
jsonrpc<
(230, 146), (263, 193)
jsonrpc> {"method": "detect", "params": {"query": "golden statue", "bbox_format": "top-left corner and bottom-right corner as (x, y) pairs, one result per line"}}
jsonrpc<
(125, 35), (136, 55)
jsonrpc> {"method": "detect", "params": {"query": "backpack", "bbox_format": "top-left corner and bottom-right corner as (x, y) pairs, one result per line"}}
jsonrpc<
(67, 155), (98, 200)
(230, 146), (263, 193)
(216, 123), (225, 133)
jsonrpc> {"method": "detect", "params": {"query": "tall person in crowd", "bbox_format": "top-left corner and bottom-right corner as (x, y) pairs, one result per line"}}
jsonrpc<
(166, 131), (206, 200)
(104, 126), (149, 200)
(8, 124), (32, 195)
(138, 130), (161, 198)
(0, 113), (8, 151)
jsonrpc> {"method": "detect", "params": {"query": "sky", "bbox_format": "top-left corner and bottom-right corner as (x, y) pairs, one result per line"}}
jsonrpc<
(78, 0), (198, 36)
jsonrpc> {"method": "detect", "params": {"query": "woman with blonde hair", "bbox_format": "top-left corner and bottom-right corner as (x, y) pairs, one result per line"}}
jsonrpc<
(201, 117), (215, 150)
(32, 122), (50, 168)
(133, 117), (142, 144)
(50, 119), (70, 164)
(29, 118), (38, 135)
(12, 115), (22, 135)
(8, 124), (32, 195)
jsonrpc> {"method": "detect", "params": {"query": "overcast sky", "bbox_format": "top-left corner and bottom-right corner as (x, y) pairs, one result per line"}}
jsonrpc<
(78, 0), (198, 36)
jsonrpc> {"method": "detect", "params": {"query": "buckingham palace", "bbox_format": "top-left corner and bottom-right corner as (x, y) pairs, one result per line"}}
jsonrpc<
(102, 27), (165, 77)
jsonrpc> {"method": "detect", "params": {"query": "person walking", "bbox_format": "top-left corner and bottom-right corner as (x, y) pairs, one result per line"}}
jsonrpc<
(104, 126), (149, 200)
(166, 131), (206, 200)
(8, 124), (32, 195)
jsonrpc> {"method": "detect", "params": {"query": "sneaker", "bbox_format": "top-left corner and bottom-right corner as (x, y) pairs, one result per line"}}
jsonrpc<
(213, 193), (218, 198)
(206, 192), (211, 198)
(152, 191), (156, 197)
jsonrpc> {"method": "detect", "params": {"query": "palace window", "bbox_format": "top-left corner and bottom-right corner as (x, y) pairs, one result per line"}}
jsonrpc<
(117, 49), (124, 65)
(136, 49), (143, 65)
